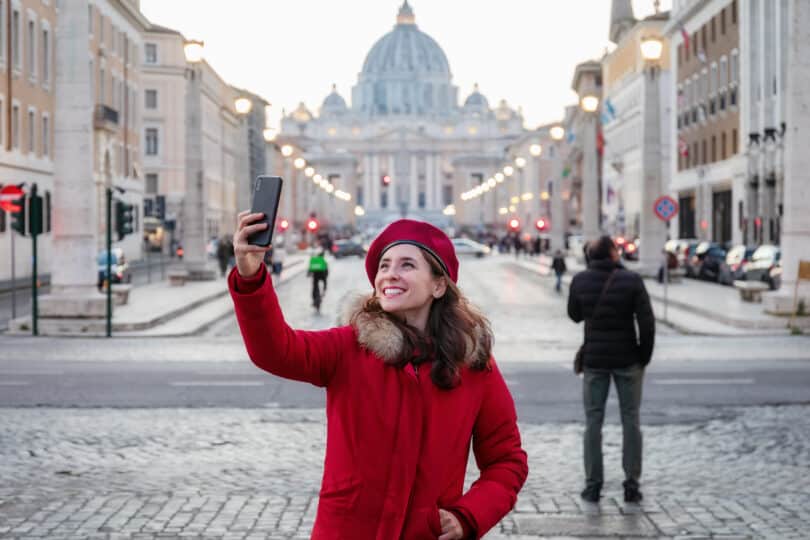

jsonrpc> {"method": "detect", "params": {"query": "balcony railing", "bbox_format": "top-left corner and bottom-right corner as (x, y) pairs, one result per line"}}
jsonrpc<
(93, 104), (119, 132)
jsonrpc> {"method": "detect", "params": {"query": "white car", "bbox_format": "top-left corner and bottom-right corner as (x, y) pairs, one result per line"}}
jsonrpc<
(451, 238), (491, 258)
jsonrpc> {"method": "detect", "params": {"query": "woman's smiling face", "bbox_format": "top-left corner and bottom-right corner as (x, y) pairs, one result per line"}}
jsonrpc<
(374, 244), (446, 328)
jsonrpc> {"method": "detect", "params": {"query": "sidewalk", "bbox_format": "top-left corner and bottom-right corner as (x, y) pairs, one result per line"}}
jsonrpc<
(511, 254), (809, 336)
(5, 255), (307, 338)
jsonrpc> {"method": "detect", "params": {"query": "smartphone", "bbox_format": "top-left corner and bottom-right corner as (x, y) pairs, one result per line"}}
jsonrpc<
(248, 176), (283, 247)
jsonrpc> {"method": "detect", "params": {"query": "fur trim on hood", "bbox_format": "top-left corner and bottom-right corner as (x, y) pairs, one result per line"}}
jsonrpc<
(338, 292), (490, 365)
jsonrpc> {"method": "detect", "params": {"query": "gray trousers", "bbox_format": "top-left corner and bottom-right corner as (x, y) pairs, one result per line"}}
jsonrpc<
(582, 364), (644, 490)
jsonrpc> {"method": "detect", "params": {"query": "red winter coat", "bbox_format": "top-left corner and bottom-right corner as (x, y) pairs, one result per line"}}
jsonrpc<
(229, 266), (528, 539)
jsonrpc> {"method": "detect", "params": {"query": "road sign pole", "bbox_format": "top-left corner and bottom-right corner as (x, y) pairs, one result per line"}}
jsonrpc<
(10, 226), (16, 319)
(106, 188), (112, 338)
(664, 249), (669, 323)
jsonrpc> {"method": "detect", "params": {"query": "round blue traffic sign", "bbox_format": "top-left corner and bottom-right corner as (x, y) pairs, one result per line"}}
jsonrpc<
(653, 195), (678, 222)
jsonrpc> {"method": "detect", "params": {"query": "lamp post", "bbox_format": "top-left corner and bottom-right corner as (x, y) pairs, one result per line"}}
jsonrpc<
(180, 39), (215, 280)
(234, 96), (253, 228)
(515, 156), (528, 226)
(549, 126), (566, 252)
(639, 35), (666, 276)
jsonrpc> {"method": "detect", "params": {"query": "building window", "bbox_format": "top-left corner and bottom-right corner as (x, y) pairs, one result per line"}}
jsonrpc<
(145, 128), (158, 155)
(442, 185), (453, 206)
(98, 13), (104, 45)
(145, 89), (157, 109)
(721, 8), (726, 34)
(144, 43), (157, 64)
(88, 4), (92, 35)
(732, 129), (738, 154)
(711, 17), (716, 43)
(27, 18), (35, 80)
(42, 115), (49, 156)
(701, 25), (706, 51)
(692, 143), (698, 167)
(12, 8), (20, 70)
(380, 191), (388, 208)
(99, 66), (105, 104)
(0, 1), (5, 64)
(356, 186), (363, 206)
(711, 135), (717, 162)
(146, 173), (158, 194)
(41, 28), (49, 85)
(702, 140), (707, 165)
(721, 132), (727, 160)
(11, 104), (19, 148)
(418, 192), (426, 209)
(27, 109), (34, 154)
(732, 0), (737, 24)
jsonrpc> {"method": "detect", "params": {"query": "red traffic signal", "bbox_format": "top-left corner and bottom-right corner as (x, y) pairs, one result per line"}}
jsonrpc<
(508, 218), (521, 231)
(278, 218), (290, 231)
(534, 218), (547, 231)
(381, 175), (392, 187)
(306, 218), (320, 233)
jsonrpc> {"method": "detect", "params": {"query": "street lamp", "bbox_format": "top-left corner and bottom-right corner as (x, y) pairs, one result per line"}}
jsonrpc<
(235, 97), (253, 115)
(304, 166), (315, 178)
(638, 34), (666, 276)
(281, 145), (294, 157)
(503, 165), (514, 177)
(530, 144), (543, 157)
(178, 39), (215, 280)
(550, 125), (565, 142)
(263, 128), (276, 142)
(294, 157), (306, 170)
(515, 157), (527, 168)
(580, 94), (600, 113)
(495, 172), (505, 183)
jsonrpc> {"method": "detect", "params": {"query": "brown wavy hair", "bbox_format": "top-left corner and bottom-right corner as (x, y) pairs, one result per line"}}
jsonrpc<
(356, 248), (493, 390)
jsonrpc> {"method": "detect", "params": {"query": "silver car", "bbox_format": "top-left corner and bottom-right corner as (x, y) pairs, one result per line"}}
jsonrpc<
(451, 238), (491, 258)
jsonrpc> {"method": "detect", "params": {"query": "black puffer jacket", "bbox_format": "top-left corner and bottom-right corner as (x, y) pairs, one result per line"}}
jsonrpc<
(567, 259), (655, 369)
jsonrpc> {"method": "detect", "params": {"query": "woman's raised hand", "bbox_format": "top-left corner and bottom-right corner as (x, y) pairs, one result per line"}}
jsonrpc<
(233, 210), (272, 278)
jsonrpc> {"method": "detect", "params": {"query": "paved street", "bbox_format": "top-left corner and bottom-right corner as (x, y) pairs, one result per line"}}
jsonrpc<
(2, 255), (810, 539)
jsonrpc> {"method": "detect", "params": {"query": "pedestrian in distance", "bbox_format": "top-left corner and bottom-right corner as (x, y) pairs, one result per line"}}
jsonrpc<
(216, 235), (231, 277)
(551, 249), (567, 293)
(307, 248), (329, 313)
(229, 214), (528, 539)
(567, 235), (655, 504)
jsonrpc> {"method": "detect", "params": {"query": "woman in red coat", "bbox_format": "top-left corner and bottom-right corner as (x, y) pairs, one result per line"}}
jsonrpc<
(230, 214), (528, 539)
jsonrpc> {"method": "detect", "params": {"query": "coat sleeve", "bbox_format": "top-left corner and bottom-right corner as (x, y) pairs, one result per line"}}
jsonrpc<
(567, 275), (583, 322)
(445, 360), (528, 538)
(634, 276), (655, 366)
(228, 265), (348, 387)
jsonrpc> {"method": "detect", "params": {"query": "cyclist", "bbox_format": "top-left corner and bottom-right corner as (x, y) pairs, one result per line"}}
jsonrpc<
(308, 248), (329, 312)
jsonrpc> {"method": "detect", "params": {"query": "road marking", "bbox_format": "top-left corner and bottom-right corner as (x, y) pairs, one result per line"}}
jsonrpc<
(169, 381), (264, 387)
(653, 378), (755, 385)
(0, 381), (31, 386)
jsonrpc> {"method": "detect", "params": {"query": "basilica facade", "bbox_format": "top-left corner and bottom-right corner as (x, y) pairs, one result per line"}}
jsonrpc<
(277, 1), (528, 231)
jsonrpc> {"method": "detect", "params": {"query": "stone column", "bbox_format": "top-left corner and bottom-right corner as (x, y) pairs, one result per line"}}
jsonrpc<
(38, 0), (106, 325)
(639, 64), (667, 276)
(764, 0), (810, 314)
(582, 113), (600, 241)
(551, 143), (566, 253)
(181, 63), (214, 280)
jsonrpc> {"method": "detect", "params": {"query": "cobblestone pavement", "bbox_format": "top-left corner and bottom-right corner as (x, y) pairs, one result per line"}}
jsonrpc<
(1, 405), (809, 539)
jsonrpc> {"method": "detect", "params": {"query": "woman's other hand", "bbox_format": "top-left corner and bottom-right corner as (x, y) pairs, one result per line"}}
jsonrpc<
(234, 210), (272, 278)
(438, 508), (464, 540)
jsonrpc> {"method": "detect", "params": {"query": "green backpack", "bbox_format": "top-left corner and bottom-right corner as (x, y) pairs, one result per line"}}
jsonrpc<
(308, 255), (328, 273)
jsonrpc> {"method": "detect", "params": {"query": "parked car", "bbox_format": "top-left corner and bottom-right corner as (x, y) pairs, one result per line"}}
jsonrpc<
(687, 242), (720, 278)
(451, 237), (491, 258)
(618, 237), (639, 261)
(718, 245), (757, 285)
(97, 248), (131, 289)
(331, 239), (366, 258)
(696, 246), (727, 281)
(665, 238), (697, 268)
(680, 240), (702, 277)
(744, 245), (782, 290)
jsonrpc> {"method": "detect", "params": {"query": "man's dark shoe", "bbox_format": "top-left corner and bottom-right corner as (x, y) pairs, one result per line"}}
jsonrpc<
(623, 484), (643, 503)
(580, 486), (601, 503)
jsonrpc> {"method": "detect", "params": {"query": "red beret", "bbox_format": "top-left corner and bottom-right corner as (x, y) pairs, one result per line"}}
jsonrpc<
(365, 219), (459, 285)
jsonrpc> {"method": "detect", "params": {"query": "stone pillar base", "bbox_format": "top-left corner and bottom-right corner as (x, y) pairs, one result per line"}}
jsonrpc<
(38, 293), (107, 318)
(763, 290), (810, 316)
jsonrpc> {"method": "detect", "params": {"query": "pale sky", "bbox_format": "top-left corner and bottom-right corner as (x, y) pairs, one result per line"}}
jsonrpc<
(140, 0), (672, 130)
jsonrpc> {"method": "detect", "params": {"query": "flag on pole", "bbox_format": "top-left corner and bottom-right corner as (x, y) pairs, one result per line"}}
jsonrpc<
(678, 138), (689, 157)
(680, 25), (690, 55)
(562, 166), (571, 178)
(596, 129), (605, 156)
(600, 112), (611, 126)
(566, 131), (576, 144)
(605, 98), (617, 119)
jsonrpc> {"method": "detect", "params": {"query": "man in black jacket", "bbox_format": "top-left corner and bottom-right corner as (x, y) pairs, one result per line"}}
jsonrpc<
(567, 235), (655, 504)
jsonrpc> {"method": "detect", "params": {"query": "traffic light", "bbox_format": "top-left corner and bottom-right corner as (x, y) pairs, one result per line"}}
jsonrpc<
(10, 194), (26, 236)
(28, 194), (43, 236)
(278, 218), (290, 232)
(508, 218), (520, 232)
(306, 218), (319, 233)
(534, 218), (547, 232)
(381, 174), (392, 187)
(115, 200), (135, 240)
